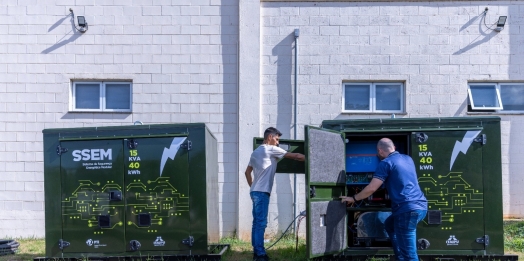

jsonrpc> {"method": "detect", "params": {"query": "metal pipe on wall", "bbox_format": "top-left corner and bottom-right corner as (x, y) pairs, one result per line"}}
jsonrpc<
(293, 28), (300, 232)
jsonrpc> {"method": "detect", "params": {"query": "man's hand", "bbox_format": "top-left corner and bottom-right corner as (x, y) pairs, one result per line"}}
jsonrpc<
(340, 196), (355, 204)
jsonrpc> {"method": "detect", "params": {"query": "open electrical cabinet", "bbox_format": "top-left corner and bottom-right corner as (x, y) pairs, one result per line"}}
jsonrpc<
(255, 117), (516, 260)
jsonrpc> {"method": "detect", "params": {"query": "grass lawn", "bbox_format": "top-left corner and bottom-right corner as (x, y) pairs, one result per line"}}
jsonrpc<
(221, 235), (307, 261)
(504, 220), (524, 260)
(2, 221), (524, 261)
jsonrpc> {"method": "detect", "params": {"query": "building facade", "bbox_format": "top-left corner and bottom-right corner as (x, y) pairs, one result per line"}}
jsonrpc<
(0, 0), (523, 240)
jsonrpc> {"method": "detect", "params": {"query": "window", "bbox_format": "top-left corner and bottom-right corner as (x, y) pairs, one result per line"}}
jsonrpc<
(467, 84), (503, 110)
(500, 84), (524, 111)
(71, 81), (132, 112)
(468, 83), (524, 112)
(342, 83), (404, 113)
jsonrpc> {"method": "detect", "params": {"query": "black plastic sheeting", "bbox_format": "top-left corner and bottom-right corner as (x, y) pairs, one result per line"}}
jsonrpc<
(0, 239), (20, 256)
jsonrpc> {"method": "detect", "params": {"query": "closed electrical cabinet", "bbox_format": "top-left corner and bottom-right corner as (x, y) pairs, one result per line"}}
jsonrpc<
(43, 124), (220, 259)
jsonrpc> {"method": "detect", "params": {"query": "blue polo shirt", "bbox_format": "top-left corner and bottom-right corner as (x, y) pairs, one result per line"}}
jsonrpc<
(373, 151), (427, 215)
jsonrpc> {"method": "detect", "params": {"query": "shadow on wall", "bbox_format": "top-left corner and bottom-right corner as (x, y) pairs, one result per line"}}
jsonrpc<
(272, 32), (295, 136)
(436, 8), (498, 116)
(272, 32), (296, 233)
(507, 3), (522, 217)
(452, 8), (505, 116)
(453, 100), (468, 117)
(42, 13), (83, 54)
(453, 10), (499, 55)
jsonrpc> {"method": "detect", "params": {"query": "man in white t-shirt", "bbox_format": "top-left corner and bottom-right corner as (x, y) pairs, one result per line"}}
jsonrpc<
(244, 127), (305, 261)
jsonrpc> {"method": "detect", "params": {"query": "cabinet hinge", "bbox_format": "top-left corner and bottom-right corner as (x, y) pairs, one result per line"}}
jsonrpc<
(127, 139), (138, 149)
(181, 140), (192, 151)
(415, 132), (429, 143)
(129, 240), (141, 251)
(58, 239), (70, 250)
(476, 235), (489, 246)
(56, 145), (68, 155)
(474, 134), (487, 145)
(182, 236), (194, 247)
(310, 186), (316, 198)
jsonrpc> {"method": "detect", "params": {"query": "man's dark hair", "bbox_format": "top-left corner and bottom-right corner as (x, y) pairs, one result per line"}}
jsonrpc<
(264, 127), (282, 140)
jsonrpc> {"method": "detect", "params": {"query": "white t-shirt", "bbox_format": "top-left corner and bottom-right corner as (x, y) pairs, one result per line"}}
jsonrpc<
(248, 144), (287, 193)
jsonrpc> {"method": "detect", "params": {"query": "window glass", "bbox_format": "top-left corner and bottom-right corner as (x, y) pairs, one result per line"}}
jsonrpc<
(469, 85), (500, 108)
(376, 84), (401, 111)
(75, 84), (100, 109)
(106, 84), (131, 109)
(345, 85), (370, 110)
(500, 85), (524, 111)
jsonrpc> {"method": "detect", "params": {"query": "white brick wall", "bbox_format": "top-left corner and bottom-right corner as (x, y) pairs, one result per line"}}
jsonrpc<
(0, 0), (238, 238)
(2, 0), (523, 241)
(261, 1), (524, 221)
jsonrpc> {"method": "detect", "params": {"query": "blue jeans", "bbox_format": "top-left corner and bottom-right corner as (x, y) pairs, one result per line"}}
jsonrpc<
(385, 209), (427, 261)
(251, 191), (270, 256)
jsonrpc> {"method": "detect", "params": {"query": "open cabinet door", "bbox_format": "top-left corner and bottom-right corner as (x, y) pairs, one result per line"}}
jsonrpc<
(305, 126), (347, 259)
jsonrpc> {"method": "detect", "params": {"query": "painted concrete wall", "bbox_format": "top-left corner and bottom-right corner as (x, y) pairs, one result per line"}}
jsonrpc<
(0, 0), (239, 237)
(238, 0), (262, 241)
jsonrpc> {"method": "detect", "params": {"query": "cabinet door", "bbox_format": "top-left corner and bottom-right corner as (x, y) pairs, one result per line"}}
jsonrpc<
(413, 130), (485, 250)
(60, 139), (126, 253)
(124, 136), (191, 252)
(305, 126), (347, 259)
(252, 137), (305, 174)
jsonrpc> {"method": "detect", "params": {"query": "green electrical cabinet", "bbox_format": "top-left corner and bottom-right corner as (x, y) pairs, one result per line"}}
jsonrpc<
(258, 117), (516, 260)
(42, 123), (225, 260)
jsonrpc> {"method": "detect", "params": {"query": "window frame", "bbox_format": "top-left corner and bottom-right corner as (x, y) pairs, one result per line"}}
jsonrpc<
(342, 82), (404, 113)
(71, 81), (133, 112)
(467, 83), (503, 111)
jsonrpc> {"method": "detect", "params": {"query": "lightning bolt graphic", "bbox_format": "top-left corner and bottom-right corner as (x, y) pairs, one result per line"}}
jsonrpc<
(449, 130), (481, 171)
(160, 137), (187, 176)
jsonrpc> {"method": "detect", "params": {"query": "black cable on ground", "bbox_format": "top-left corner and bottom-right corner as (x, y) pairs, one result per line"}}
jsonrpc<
(295, 215), (306, 252)
(266, 211), (306, 250)
(0, 239), (20, 256)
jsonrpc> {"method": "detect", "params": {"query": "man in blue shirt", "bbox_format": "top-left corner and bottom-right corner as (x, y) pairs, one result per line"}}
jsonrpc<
(341, 138), (427, 261)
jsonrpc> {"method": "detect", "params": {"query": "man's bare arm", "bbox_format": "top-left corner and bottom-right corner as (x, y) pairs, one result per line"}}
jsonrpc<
(341, 178), (383, 203)
(284, 153), (305, 161)
(245, 166), (253, 187)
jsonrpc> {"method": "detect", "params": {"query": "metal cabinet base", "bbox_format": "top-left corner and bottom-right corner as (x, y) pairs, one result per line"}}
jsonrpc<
(313, 254), (518, 261)
(34, 244), (229, 261)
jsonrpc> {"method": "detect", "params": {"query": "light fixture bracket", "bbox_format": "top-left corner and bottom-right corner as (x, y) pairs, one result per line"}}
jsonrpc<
(69, 8), (88, 33)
